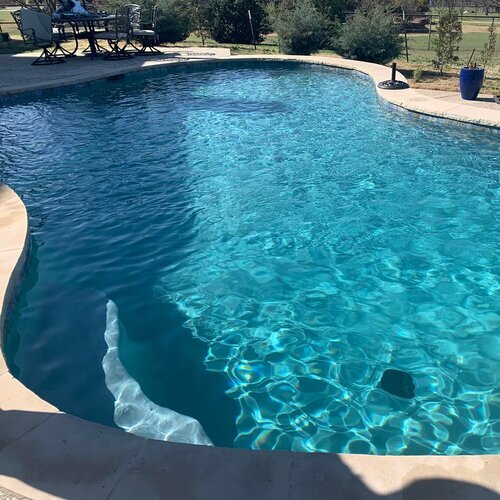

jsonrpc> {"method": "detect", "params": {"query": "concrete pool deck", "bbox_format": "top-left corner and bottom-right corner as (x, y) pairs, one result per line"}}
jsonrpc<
(1, 50), (500, 129)
(1, 51), (499, 499)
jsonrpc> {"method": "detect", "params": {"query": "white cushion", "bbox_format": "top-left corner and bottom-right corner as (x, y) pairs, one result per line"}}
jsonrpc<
(133, 29), (154, 36)
(95, 31), (127, 39)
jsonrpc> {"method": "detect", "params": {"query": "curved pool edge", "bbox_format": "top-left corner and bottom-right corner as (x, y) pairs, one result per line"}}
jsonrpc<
(236, 55), (500, 130)
(1, 53), (500, 130)
(1, 184), (500, 498)
(1, 57), (499, 496)
(0, 184), (31, 376)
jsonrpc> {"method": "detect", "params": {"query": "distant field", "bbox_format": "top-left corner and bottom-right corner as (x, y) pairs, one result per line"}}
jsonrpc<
(405, 31), (500, 65)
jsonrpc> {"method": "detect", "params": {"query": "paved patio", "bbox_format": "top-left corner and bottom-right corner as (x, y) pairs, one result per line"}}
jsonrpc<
(416, 89), (500, 111)
(0, 48), (231, 96)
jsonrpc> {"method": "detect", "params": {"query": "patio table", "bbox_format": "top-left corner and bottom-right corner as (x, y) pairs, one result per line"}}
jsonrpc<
(52, 13), (116, 60)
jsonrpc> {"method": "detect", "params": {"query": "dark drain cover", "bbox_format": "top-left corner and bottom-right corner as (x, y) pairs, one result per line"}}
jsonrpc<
(380, 369), (415, 399)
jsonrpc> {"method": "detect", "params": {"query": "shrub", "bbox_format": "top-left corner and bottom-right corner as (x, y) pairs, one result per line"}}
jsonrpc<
(120, 0), (192, 43)
(337, 7), (403, 64)
(413, 66), (423, 82)
(207, 0), (266, 44)
(432, 10), (462, 75)
(275, 0), (327, 55)
(154, 0), (192, 43)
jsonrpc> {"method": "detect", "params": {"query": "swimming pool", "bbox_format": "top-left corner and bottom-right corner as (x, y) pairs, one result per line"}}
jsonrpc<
(1, 61), (499, 454)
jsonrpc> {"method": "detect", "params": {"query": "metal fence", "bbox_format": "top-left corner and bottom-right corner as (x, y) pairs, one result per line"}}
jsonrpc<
(399, 13), (500, 64)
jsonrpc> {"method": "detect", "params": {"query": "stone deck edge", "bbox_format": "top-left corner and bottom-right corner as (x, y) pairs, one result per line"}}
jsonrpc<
(1, 56), (499, 498)
(1, 54), (500, 129)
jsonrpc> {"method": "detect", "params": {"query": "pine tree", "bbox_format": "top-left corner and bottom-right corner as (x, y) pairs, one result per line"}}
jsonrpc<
(432, 10), (462, 76)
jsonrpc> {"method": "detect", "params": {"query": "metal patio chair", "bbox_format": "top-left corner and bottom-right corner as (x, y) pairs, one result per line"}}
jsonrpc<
(18, 8), (65, 65)
(79, 0), (115, 54)
(95, 5), (135, 60)
(12, 8), (77, 59)
(132, 5), (162, 56)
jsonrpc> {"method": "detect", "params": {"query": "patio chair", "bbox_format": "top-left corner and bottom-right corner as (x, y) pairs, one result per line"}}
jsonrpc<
(133, 5), (162, 56)
(79, 0), (114, 54)
(95, 5), (135, 60)
(18, 8), (65, 65)
(125, 3), (141, 30)
(12, 8), (77, 58)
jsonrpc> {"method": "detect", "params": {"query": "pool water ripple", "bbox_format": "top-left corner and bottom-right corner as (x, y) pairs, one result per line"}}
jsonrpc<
(1, 61), (499, 454)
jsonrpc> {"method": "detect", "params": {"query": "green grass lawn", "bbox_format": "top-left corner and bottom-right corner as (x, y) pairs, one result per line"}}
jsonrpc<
(0, 9), (29, 54)
(399, 29), (500, 94)
(403, 31), (500, 65)
(0, 9), (17, 35)
(177, 33), (284, 55)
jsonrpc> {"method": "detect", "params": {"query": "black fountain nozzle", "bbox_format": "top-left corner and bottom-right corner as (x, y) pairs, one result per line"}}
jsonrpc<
(377, 62), (410, 90)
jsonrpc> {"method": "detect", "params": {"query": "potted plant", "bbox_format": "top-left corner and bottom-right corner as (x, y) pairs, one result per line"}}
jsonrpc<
(460, 62), (484, 100)
(460, 22), (496, 101)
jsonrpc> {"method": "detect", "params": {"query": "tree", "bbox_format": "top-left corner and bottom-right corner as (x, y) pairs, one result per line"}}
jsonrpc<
(275, 0), (327, 54)
(207, 0), (267, 44)
(189, 0), (211, 45)
(129, 0), (193, 43)
(391, 0), (428, 14)
(155, 0), (193, 43)
(480, 20), (497, 70)
(313, 0), (353, 22)
(337, 6), (404, 64)
(432, 10), (462, 75)
(312, 0), (352, 48)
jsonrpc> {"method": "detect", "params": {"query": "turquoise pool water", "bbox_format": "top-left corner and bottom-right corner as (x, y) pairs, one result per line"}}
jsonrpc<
(1, 61), (499, 454)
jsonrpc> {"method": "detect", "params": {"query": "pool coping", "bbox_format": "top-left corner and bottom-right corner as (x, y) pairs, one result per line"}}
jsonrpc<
(1, 54), (500, 129)
(1, 56), (499, 499)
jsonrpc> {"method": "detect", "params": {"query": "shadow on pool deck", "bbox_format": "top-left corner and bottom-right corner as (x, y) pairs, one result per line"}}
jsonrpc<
(0, 49), (231, 98)
(0, 409), (499, 500)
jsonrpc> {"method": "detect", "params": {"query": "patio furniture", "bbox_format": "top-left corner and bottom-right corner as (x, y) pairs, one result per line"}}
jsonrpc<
(125, 3), (141, 29)
(18, 8), (65, 65)
(54, 12), (116, 59)
(13, 8), (77, 58)
(133, 5), (162, 56)
(94, 5), (135, 60)
(78, 0), (113, 53)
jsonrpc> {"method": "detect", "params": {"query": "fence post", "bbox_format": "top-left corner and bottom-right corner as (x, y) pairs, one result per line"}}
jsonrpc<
(427, 15), (433, 51)
(248, 10), (256, 50)
(403, 10), (409, 62)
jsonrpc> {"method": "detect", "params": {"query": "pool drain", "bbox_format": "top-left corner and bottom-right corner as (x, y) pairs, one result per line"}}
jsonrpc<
(380, 369), (415, 399)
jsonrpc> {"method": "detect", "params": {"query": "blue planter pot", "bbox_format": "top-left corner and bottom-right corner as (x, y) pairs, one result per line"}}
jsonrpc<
(460, 67), (484, 100)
